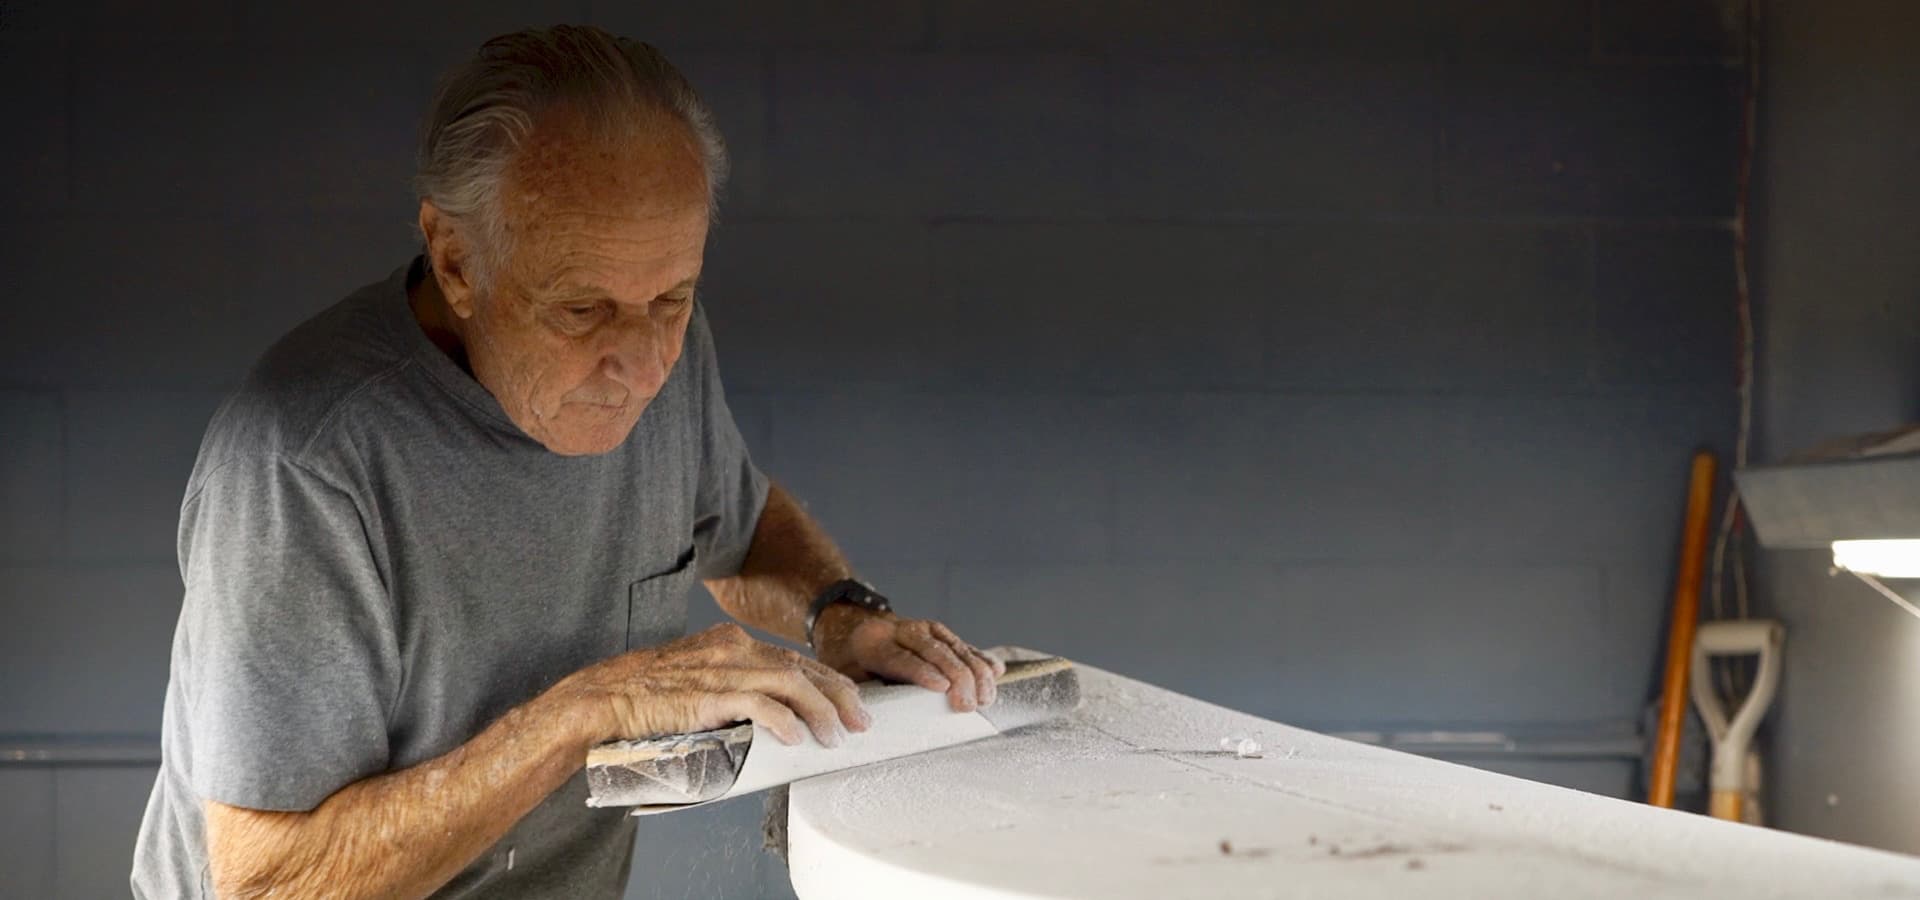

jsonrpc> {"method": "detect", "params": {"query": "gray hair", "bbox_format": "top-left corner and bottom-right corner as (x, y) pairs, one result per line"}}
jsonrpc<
(413, 25), (729, 287)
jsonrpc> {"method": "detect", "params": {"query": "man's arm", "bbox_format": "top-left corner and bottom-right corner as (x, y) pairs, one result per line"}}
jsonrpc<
(207, 624), (865, 900)
(208, 682), (587, 900)
(701, 482), (854, 644)
(704, 481), (1005, 711)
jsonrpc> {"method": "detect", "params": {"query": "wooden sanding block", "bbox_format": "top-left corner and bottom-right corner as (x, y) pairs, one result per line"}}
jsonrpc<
(585, 655), (1080, 814)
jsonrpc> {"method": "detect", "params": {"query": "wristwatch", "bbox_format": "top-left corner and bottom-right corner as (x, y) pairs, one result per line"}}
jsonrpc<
(805, 578), (891, 650)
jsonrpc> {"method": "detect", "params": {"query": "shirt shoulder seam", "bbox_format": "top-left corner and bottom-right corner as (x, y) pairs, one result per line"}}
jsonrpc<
(293, 355), (419, 462)
(178, 356), (418, 511)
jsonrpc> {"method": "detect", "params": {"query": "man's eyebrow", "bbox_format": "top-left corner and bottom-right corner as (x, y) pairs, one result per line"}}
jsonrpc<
(543, 275), (701, 302)
(544, 282), (603, 301)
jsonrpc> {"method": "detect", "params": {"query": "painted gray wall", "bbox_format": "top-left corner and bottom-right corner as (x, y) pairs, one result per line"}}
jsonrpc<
(0, 2), (1746, 897)
(1752, 0), (1920, 857)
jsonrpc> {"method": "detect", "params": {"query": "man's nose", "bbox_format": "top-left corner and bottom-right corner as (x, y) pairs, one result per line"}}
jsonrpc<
(598, 320), (670, 394)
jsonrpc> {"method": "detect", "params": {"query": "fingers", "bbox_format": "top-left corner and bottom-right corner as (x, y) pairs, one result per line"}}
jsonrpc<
(872, 641), (951, 694)
(981, 647), (1008, 677)
(929, 622), (999, 708)
(899, 624), (978, 711)
(755, 644), (872, 736)
(736, 666), (849, 747)
(957, 645), (1001, 706)
(797, 658), (872, 733)
(701, 690), (804, 745)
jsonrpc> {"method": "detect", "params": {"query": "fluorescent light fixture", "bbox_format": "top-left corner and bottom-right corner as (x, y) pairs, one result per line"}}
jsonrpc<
(1735, 437), (1920, 621)
(1832, 539), (1920, 578)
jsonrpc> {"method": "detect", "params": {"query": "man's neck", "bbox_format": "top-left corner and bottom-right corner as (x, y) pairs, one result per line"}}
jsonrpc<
(406, 263), (473, 374)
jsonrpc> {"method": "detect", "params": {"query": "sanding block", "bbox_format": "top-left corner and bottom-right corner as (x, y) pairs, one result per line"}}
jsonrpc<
(585, 654), (1081, 814)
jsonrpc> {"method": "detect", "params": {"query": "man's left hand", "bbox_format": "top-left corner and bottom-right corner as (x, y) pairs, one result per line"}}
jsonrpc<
(814, 612), (1006, 712)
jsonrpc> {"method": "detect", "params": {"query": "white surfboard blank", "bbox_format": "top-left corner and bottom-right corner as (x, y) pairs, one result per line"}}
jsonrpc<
(788, 659), (1920, 900)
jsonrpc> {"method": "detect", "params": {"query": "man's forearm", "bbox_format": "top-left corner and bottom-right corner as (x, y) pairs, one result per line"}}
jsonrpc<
(704, 481), (857, 645)
(706, 481), (1002, 710)
(207, 682), (594, 900)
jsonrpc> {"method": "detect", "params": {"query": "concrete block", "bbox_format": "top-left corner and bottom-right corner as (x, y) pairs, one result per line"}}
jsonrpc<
(724, 390), (774, 468)
(1595, 225), (1737, 387)
(1428, 0), (1592, 60)
(931, 0), (1431, 55)
(0, 0), (69, 36)
(64, 390), (225, 563)
(1267, 564), (1614, 726)
(1599, 563), (1681, 702)
(0, 39), (68, 212)
(669, 52), (771, 217)
(0, 566), (180, 734)
(1439, 62), (1740, 217)
(590, 0), (928, 49)
(769, 52), (1105, 217)
(243, 0), (588, 47)
(1110, 58), (1436, 216)
(0, 217), (246, 386)
(698, 222), (940, 391)
(770, 391), (1110, 564)
(1760, 374), (1919, 463)
(253, 220), (424, 336)
(54, 766), (158, 899)
(1107, 393), (1456, 562)
(0, 391), (63, 562)
(944, 560), (1653, 731)
(850, 563), (948, 621)
(0, 217), (411, 387)
(1263, 223), (1593, 390)
(71, 41), (432, 216)
(1445, 389), (1735, 561)
(929, 223), (1270, 390)
(1762, 258), (1911, 393)
(943, 563), (1291, 715)
(0, 769), (55, 900)
(1596, 0), (1744, 60)
(69, 0), (237, 37)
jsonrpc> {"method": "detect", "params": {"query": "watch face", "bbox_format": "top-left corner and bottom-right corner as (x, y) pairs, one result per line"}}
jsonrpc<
(851, 582), (889, 611)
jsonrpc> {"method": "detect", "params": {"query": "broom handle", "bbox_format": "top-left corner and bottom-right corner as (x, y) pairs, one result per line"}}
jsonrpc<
(1649, 450), (1718, 808)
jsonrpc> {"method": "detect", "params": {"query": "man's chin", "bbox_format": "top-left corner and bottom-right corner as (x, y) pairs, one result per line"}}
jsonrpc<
(525, 406), (644, 456)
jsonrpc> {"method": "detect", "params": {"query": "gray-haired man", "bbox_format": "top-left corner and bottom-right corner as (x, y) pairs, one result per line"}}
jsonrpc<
(131, 26), (1002, 899)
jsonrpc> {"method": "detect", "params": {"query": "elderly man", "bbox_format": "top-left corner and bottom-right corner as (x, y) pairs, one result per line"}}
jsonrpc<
(131, 25), (1001, 899)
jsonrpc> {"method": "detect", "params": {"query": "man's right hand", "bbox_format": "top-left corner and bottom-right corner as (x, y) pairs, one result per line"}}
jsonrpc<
(555, 622), (872, 749)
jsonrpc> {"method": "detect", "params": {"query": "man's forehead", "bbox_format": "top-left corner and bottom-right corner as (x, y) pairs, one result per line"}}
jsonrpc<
(498, 114), (711, 301)
(505, 110), (709, 216)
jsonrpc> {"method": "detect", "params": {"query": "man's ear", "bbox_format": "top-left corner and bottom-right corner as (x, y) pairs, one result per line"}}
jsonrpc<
(418, 201), (480, 320)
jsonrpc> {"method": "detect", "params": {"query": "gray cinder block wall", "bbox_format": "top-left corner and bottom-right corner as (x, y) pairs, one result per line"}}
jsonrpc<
(1, 2), (1747, 897)
(1752, 0), (1920, 857)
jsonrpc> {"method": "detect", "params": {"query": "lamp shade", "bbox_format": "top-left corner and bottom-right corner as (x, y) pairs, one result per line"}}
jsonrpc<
(1737, 447), (1920, 549)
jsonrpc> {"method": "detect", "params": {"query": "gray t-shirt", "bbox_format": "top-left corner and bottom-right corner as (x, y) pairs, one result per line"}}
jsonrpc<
(131, 259), (770, 898)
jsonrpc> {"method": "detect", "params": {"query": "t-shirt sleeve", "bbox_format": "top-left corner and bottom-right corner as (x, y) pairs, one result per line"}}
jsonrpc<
(688, 302), (771, 580)
(176, 453), (399, 812)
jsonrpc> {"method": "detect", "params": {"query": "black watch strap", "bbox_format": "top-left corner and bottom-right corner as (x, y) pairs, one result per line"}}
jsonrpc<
(806, 578), (891, 649)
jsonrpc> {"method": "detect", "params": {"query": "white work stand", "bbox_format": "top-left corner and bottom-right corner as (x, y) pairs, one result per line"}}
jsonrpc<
(787, 661), (1920, 899)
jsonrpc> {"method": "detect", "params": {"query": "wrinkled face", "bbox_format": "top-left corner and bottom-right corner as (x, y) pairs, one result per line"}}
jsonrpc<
(431, 111), (711, 456)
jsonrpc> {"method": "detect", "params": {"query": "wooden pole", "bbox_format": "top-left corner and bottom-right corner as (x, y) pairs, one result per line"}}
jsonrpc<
(1649, 450), (1718, 808)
